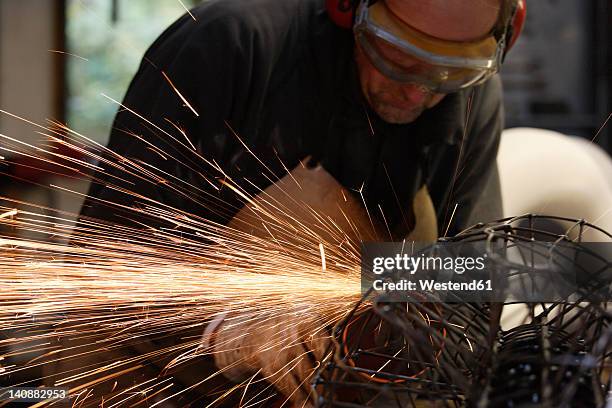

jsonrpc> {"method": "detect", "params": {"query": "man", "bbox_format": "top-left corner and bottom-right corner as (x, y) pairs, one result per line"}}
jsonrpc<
(77, 0), (523, 404)
(81, 0), (522, 237)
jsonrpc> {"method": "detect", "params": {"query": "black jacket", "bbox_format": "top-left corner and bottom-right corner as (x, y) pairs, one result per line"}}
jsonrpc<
(80, 0), (503, 238)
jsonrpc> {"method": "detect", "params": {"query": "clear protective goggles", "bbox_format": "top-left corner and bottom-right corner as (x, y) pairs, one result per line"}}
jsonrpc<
(353, 0), (506, 93)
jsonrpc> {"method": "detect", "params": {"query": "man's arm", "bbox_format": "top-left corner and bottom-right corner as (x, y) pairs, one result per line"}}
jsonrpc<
(79, 9), (244, 227)
(79, 0), (310, 228)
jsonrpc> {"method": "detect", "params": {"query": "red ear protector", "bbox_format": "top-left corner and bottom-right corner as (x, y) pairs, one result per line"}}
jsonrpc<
(325, 0), (357, 29)
(326, 0), (527, 55)
(507, 0), (526, 50)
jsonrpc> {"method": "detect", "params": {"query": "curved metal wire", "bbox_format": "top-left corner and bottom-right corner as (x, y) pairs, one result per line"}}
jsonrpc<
(314, 215), (611, 407)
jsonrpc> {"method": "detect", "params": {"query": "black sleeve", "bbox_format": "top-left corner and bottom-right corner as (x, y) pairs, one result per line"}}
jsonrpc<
(443, 76), (504, 235)
(78, 1), (290, 228)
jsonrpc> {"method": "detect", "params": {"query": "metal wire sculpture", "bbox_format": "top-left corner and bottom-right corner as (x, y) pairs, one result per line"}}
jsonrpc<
(314, 215), (612, 407)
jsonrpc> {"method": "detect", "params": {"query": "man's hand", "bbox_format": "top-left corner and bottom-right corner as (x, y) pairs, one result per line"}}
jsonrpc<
(203, 309), (332, 406)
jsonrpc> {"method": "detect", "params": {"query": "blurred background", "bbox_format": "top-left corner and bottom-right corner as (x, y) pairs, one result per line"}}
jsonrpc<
(0, 0), (611, 239)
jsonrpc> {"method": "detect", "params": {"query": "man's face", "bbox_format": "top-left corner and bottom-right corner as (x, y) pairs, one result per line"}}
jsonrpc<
(355, 0), (501, 124)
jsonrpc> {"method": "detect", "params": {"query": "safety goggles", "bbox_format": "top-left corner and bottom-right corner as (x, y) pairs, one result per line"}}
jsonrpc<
(353, 0), (506, 93)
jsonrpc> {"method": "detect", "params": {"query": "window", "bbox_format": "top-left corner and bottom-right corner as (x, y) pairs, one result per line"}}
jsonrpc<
(65, 0), (192, 143)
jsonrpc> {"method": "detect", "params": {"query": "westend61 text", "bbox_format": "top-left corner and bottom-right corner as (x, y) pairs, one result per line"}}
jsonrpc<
(373, 279), (493, 292)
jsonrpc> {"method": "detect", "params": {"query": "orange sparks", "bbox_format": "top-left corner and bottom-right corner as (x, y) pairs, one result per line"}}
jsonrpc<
(0, 107), (367, 407)
(48, 49), (89, 61)
(0, 209), (18, 219)
(161, 71), (200, 117)
(177, 0), (197, 21)
(319, 243), (326, 272)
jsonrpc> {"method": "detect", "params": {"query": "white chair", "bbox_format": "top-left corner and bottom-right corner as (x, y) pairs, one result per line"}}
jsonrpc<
(498, 127), (612, 241)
